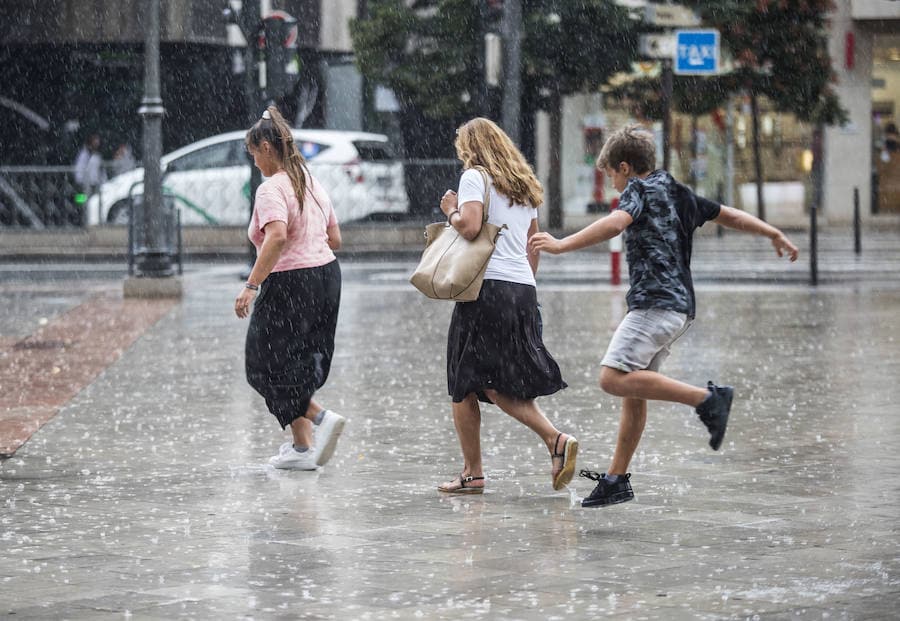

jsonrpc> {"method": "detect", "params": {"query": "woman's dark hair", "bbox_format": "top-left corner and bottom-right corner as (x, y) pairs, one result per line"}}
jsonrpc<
(245, 106), (310, 211)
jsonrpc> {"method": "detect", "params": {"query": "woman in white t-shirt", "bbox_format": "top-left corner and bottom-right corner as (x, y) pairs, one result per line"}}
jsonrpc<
(436, 117), (577, 495)
(235, 106), (346, 471)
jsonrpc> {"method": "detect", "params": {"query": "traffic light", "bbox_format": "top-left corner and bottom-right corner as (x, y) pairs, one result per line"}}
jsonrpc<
(261, 12), (299, 99)
(484, 0), (503, 24)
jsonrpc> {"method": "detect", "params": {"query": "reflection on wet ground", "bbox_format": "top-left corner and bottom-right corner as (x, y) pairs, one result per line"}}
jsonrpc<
(2, 262), (899, 619)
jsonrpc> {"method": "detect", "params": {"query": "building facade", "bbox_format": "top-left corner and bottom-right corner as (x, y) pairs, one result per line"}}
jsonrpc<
(540, 0), (900, 229)
(826, 0), (900, 223)
(0, 0), (363, 166)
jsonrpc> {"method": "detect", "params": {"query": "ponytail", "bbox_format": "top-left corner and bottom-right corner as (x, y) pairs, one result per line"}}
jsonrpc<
(245, 105), (310, 212)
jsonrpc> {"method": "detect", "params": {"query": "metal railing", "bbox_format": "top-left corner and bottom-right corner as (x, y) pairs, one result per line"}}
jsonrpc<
(0, 159), (462, 229)
(0, 166), (80, 228)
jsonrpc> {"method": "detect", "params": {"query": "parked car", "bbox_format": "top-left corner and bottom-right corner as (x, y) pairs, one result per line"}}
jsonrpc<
(85, 129), (408, 226)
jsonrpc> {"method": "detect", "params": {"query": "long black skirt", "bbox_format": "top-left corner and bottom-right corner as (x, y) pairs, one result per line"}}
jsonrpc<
(245, 260), (341, 428)
(447, 279), (567, 403)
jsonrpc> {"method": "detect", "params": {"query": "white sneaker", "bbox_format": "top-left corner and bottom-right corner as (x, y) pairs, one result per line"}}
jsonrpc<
(314, 410), (346, 466)
(275, 442), (293, 455)
(269, 445), (318, 470)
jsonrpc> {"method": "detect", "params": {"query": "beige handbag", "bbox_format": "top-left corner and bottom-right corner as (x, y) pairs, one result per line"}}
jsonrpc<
(409, 168), (505, 301)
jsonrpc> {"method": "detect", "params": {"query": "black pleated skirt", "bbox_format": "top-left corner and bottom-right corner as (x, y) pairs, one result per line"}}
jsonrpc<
(245, 260), (341, 428)
(447, 279), (567, 403)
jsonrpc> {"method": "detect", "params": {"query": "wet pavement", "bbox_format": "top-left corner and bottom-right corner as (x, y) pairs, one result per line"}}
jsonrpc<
(2, 248), (900, 619)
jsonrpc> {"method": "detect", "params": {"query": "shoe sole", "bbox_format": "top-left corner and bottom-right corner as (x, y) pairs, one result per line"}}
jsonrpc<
(581, 491), (634, 508)
(437, 486), (484, 495)
(709, 387), (734, 451)
(270, 460), (318, 471)
(315, 416), (346, 466)
(552, 438), (579, 490)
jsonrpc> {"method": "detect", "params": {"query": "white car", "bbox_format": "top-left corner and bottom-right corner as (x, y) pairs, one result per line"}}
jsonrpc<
(86, 129), (408, 226)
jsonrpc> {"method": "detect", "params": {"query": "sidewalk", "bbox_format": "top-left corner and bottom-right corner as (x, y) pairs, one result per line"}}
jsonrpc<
(2, 256), (899, 619)
(2, 226), (900, 285)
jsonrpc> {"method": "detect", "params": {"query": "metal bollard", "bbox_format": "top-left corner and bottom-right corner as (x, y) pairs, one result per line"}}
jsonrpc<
(609, 197), (622, 285)
(853, 187), (861, 255)
(810, 204), (818, 286)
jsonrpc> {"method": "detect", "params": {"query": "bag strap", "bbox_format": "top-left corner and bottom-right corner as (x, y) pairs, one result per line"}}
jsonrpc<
(472, 166), (491, 224)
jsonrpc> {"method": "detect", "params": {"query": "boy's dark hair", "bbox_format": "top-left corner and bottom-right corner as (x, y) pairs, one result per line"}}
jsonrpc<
(596, 124), (656, 174)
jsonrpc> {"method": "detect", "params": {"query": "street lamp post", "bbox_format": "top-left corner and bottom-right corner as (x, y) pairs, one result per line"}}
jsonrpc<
(124, 0), (181, 298)
(501, 0), (522, 145)
(135, 0), (173, 278)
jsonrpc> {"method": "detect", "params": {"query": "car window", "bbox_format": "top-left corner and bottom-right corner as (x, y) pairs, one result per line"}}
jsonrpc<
(168, 140), (245, 172)
(353, 141), (395, 161)
(298, 141), (328, 160)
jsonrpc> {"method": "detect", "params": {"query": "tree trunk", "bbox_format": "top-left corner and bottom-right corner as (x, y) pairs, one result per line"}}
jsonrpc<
(751, 93), (765, 221)
(548, 98), (563, 229)
(689, 114), (699, 190)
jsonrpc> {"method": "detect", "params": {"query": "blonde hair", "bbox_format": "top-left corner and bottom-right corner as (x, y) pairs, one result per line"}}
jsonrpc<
(454, 117), (543, 208)
(245, 105), (311, 211)
(596, 124), (656, 174)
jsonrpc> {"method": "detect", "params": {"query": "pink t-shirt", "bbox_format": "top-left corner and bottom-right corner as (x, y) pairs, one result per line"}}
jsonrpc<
(248, 171), (337, 272)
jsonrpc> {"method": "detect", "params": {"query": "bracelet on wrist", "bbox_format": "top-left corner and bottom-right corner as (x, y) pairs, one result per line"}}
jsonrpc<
(447, 209), (459, 224)
(244, 282), (259, 291)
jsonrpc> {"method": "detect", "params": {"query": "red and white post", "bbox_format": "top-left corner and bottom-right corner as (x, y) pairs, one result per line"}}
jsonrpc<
(609, 197), (622, 285)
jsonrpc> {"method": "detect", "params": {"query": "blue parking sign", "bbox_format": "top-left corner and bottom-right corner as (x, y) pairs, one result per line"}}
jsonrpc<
(675, 30), (719, 75)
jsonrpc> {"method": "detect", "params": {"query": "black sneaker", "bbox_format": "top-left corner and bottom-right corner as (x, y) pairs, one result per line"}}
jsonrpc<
(580, 470), (634, 508)
(696, 381), (733, 450)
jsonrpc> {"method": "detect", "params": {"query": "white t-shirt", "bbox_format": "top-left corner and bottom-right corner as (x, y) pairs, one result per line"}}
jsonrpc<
(74, 148), (105, 187)
(456, 168), (538, 287)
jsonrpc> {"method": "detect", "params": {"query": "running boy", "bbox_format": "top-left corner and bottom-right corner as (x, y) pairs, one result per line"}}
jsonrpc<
(528, 125), (798, 508)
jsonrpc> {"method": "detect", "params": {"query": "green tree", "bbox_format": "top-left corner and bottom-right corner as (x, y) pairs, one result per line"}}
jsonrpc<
(351, 0), (639, 226)
(352, 0), (481, 122)
(522, 1), (637, 226)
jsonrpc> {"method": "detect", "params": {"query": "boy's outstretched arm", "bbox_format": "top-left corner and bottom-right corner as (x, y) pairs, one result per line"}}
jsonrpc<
(714, 206), (800, 261)
(528, 210), (632, 255)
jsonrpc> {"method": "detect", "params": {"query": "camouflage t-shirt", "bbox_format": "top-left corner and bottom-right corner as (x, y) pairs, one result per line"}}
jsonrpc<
(617, 170), (721, 318)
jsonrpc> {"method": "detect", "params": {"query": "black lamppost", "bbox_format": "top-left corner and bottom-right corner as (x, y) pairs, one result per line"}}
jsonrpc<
(135, 0), (174, 278)
(501, 0), (522, 145)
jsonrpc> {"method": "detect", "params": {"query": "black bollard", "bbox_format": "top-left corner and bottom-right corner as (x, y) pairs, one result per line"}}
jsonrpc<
(810, 203), (818, 287)
(853, 187), (861, 255)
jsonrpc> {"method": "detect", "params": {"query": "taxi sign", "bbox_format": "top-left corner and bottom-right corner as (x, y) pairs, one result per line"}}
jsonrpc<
(674, 29), (719, 75)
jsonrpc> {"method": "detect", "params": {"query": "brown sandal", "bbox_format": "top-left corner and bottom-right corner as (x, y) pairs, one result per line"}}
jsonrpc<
(551, 433), (579, 490)
(437, 472), (485, 495)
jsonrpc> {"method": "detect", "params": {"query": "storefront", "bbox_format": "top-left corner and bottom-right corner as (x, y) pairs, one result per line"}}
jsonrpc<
(872, 32), (900, 214)
(825, 0), (900, 223)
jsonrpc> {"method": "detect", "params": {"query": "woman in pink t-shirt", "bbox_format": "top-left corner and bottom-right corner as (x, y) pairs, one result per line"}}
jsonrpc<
(235, 106), (346, 471)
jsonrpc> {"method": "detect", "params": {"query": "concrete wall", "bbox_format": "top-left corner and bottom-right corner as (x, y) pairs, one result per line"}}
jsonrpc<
(318, 0), (355, 52)
(823, 3), (875, 224)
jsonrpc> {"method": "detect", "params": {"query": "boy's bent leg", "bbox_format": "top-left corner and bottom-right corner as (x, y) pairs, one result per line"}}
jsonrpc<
(600, 366), (707, 406)
(601, 367), (733, 450)
(608, 397), (646, 475)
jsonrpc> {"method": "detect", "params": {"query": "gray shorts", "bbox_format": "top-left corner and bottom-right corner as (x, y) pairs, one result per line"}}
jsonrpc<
(601, 309), (692, 373)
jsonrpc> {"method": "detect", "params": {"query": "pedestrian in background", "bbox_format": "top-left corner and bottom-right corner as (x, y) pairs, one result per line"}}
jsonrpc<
(73, 133), (105, 194)
(436, 117), (577, 495)
(235, 106), (346, 470)
(112, 142), (136, 177)
(529, 124), (799, 507)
